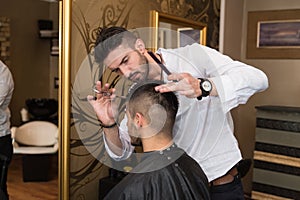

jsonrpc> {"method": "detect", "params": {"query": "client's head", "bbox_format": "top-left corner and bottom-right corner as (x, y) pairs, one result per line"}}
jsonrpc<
(126, 80), (179, 140)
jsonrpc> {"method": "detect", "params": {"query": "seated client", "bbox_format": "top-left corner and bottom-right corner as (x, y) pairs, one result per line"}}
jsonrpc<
(104, 80), (210, 200)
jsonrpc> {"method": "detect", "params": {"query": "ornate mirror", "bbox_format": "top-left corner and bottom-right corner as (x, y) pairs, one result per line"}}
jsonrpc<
(149, 10), (207, 51)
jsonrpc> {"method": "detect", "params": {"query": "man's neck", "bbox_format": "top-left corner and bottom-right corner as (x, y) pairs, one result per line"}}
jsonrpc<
(141, 133), (173, 152)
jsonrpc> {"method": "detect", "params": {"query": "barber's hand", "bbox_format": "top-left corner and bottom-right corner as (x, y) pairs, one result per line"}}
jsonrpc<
(87, 81), (116, 125)
(155, 73), (201, 98)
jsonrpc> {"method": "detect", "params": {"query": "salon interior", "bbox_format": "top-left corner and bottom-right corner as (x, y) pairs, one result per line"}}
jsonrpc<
(0, 0), (300, 199)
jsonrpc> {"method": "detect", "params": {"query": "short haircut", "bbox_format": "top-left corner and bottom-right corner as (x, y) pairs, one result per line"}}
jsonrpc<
(94, 26), (138, 63)
(127, 81), (179, 132)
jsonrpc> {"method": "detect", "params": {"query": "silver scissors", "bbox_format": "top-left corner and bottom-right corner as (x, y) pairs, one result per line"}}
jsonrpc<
(93, 87), (126, 99)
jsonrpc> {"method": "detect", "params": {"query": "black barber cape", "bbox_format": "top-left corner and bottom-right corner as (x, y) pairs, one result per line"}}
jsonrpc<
(104, 144), (210, 200)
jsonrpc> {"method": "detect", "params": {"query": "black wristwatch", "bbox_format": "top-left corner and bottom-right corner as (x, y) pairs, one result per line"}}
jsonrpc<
(197, 78), (212, 100)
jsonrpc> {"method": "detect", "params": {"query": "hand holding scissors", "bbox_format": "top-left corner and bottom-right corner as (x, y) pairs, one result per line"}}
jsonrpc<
(87, 81), (117, 126)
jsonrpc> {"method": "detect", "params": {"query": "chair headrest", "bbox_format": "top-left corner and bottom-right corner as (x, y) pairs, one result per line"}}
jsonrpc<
(15, 121), (58, 147)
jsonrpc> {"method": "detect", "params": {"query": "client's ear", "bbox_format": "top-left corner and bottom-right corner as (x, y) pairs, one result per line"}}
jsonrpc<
(135, 112), (144, 128)
(135, 39), (146, 53)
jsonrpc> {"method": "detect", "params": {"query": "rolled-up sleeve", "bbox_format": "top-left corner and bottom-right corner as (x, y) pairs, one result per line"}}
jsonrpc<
(203, 46), (269, 112)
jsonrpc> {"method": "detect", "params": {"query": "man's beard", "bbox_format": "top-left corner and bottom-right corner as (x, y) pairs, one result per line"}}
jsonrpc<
(128, 51), (150, 83)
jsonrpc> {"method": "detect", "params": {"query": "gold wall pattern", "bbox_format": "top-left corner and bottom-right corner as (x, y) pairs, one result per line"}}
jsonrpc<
(70, 0), (133, 199)
(70, 0), (220, 199)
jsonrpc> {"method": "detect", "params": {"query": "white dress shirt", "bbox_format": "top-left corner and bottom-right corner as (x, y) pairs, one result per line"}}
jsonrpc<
(0, 60), (14, 137)
(103, 43), (268, 181)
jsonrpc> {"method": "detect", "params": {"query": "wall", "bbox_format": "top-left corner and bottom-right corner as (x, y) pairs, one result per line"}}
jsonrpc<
(49, 3), (59, 100)
(0, 0), (58, 126)
(222, 0), (300, 195)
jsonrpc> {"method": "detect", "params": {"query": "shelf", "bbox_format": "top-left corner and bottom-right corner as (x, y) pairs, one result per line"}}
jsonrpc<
(39, 30), (58, 38)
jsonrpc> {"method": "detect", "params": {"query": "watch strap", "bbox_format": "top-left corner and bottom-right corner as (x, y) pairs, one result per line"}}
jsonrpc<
(197, 78), (211, 100)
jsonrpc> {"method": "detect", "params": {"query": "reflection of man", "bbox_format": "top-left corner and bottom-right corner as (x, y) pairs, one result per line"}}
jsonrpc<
(104, 81), (210, 200)
(88, 26), (269, 199)
(0, 60), (14, 199)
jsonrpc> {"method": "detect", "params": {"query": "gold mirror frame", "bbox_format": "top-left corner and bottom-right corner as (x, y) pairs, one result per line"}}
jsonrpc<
(149, 10), (207, 51)
(59, 0), (71, 199)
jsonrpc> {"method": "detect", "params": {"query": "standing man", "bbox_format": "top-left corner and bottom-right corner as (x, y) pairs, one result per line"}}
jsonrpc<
(0, 60), (14, 199)
(88, 26), (269, 199)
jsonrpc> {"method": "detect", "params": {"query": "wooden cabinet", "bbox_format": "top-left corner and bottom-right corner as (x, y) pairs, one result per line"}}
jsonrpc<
(252, 106), (300, 199)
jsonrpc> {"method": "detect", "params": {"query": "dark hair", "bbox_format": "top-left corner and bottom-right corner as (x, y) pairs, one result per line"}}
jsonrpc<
(127, 80), (179, 130)
(94, 26), (138, 63)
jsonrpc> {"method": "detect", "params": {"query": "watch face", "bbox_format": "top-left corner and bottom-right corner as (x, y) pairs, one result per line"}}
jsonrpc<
(202, 81), (212, 92)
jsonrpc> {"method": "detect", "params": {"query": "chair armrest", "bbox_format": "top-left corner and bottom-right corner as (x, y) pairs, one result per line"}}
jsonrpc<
(11, 126), (18, 145)
(12, 141), (19, 148)
(10, 127), (17, 139)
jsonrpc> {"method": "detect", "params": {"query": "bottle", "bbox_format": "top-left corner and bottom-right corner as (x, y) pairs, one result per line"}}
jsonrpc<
(20, 108), (29, 122)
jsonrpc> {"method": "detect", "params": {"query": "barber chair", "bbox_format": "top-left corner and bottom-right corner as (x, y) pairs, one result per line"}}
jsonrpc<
(25, 98), (58, 124)
(11, 121), (58, 181)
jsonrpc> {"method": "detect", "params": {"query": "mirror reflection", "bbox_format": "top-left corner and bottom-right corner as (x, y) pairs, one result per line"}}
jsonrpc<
(0, 0), (59, 199)
(150, 10), (207, 50)
(67, 1), (215, 198)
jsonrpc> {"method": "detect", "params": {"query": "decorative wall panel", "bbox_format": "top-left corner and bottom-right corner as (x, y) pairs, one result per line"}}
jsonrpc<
(252, 106), (300, 200)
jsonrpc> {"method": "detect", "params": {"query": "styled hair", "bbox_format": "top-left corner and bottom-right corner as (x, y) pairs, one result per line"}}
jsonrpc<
(127, 81), (179, 131)
(94, 26), (138, 63)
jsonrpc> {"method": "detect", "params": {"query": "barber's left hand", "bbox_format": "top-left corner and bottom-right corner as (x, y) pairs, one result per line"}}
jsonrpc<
(155, 73), (201, 98)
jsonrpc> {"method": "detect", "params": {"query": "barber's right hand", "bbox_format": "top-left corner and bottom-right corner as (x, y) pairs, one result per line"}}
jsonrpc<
(87, 81), (116, 126)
